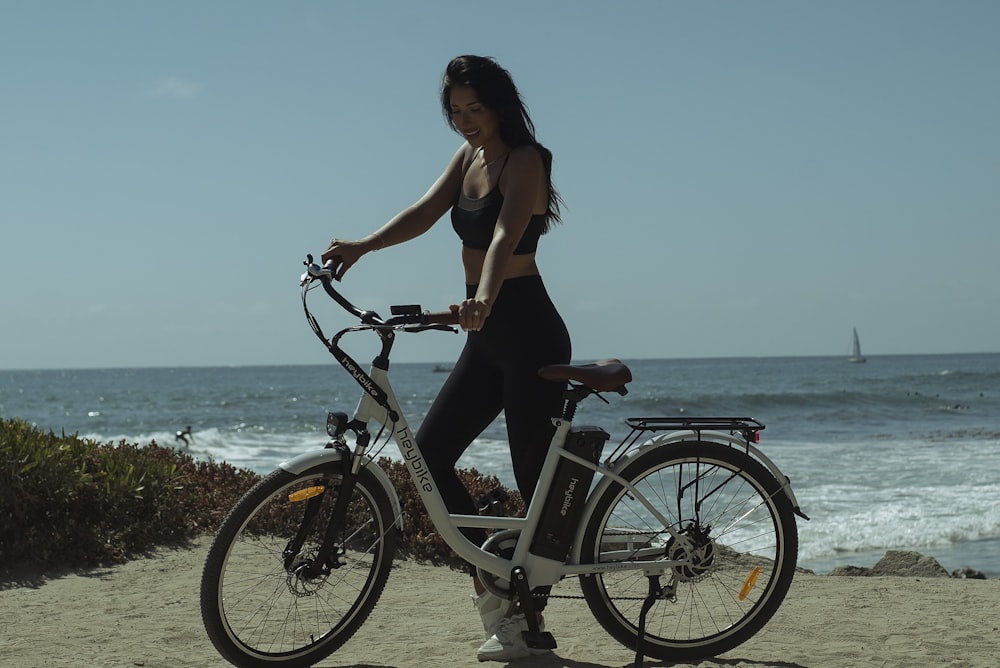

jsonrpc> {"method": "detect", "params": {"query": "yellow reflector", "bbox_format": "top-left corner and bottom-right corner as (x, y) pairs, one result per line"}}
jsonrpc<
(738, 566), (762, 601)
(288, 485), (326, 503)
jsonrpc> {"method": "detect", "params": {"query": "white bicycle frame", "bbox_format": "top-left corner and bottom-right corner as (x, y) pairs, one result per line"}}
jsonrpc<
(287, 260), (803, 593)
(279, 361), (794, 593)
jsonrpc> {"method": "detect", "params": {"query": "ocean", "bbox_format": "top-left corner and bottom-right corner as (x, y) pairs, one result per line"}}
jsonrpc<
(3, 353), (998, 577)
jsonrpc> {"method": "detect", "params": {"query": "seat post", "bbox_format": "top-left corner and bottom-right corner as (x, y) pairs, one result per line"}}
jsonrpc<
(560, 394), (580, 421)
(559, 382), (595, 421)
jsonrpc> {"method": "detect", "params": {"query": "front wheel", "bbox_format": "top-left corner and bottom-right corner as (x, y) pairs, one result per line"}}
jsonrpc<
(579, 442), (798, 661)
(200, 463), (398, 667)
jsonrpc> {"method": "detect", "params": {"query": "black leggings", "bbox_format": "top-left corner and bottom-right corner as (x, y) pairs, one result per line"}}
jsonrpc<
(416, 275), (571, 562)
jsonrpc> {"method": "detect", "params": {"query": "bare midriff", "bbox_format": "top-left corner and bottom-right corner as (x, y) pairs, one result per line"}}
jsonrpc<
(461, 246), (540, 285)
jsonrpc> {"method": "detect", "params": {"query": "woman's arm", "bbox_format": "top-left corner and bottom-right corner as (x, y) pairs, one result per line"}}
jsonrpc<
(322, 145), (470, 278)
(464, 146), (544, 321)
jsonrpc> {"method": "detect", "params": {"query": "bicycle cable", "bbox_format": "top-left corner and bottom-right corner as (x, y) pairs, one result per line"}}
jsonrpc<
(365, 418), (393, 461)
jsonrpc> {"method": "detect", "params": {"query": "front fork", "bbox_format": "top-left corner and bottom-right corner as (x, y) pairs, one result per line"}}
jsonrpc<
(282, 412), (370, 577)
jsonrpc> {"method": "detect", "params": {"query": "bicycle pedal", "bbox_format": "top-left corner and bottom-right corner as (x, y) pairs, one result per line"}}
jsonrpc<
(522, 630), (557, 650)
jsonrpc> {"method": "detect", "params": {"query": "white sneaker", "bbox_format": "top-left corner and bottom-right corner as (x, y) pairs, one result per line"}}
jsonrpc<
(473, 591), (514, 638)
(476, 614), (551, 662)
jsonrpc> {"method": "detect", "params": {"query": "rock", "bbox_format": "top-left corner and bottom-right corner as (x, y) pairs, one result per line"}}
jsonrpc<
(823, 551), (989, 578)
(870, 550), (949, 577)
(828, 565), (871, 577)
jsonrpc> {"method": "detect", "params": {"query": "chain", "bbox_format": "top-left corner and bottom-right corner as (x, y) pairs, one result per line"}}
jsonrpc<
(543, 592), (650, 601)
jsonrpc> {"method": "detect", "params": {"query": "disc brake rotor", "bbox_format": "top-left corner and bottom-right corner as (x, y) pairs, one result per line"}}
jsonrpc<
(666, 525), (716, 582)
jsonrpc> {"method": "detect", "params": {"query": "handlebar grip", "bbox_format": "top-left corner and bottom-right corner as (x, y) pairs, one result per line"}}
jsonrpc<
(423, 310), (459, 325)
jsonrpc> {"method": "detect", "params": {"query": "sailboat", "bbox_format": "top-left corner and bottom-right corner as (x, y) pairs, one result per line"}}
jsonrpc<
(848, 327), (866, 363)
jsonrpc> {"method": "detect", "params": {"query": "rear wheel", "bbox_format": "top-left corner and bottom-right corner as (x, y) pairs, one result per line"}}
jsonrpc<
(201, 464), (397, 667)
(579, 442), (798, 660)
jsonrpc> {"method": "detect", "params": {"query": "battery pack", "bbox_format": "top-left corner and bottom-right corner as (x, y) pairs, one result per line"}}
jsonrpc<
(529, 426), (609, 562)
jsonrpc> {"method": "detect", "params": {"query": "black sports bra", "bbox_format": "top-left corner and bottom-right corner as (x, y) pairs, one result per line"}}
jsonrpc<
(451, 152), (545, 255)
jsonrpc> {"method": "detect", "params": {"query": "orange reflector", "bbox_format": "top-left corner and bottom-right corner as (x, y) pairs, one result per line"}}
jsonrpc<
(738, 566), (762, 601)
(288, 485), (326, 503)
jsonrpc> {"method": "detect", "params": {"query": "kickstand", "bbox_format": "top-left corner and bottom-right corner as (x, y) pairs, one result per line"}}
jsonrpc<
(634, 575), (662, 668)
(510, 566), (557, 651)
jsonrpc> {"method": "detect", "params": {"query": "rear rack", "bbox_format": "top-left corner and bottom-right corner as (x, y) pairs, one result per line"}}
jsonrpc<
(606, 417), (765, 463)
(624, 417), (764, 433)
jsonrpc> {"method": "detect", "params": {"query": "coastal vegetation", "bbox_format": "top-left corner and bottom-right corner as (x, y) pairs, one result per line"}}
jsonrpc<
(0, 417), (522, 574)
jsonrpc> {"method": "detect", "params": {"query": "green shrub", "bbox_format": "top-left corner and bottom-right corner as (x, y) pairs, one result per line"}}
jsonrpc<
(1, 418), (523, 574)
(0, 417), (258, 571)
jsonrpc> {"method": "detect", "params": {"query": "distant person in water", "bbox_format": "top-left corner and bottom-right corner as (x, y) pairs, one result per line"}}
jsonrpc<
(175, 425), (194, 447)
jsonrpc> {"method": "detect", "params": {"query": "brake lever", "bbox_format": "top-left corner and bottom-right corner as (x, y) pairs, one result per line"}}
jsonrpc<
(300, 254), (336, 286)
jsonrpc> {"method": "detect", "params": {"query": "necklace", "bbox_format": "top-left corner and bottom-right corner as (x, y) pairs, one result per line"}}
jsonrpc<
(480, 148), (509, 168)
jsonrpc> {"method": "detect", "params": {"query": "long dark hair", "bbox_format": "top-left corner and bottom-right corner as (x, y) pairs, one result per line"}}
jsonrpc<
(441, 55), (563, 230)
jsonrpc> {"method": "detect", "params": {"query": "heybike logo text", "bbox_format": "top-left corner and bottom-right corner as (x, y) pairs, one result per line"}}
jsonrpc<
(560, 477), (580, 516)
(397, 426), (434, 492)
(341, 358), (380, 398)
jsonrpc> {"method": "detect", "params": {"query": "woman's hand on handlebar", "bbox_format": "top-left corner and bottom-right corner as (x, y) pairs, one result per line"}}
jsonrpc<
(321, 238), (368, 281)
(453, 298), (491, 332)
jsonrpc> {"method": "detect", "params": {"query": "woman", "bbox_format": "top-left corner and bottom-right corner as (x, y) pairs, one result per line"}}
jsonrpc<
(322, 55), (571, 662)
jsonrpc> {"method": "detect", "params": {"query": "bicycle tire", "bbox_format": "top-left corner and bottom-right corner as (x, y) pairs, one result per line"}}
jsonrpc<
(201, 464), (397, 668)
(579, 441), (798, 661)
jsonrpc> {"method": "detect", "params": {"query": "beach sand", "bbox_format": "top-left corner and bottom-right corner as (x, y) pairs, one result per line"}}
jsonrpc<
(2, 537), (997, 668)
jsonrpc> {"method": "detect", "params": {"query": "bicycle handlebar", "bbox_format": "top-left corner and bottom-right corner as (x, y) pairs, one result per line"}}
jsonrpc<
(301, 255), (458, 329)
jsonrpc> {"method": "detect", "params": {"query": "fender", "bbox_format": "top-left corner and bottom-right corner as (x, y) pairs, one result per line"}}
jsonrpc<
(570, 430), (805, 562)
(279, 448), (404, 532)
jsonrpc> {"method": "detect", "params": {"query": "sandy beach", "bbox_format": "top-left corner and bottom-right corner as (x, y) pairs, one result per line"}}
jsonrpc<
(2, 537), (997, 668)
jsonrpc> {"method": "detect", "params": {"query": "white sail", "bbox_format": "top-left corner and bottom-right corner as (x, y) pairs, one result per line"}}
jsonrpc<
(848, 327), (866, 363)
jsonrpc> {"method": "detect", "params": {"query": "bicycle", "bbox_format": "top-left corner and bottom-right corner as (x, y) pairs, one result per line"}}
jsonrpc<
(200, 256), (808, 667)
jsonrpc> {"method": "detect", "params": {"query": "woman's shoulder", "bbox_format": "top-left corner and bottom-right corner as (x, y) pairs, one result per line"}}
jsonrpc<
(437, 144), (478, 181)
(505, 144), (544, 176)
(509, 143), (544, 160)
(447, 143), (477, 172)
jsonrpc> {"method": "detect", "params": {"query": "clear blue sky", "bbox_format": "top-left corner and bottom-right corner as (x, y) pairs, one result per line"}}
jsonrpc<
(3, 1), (998, 370)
